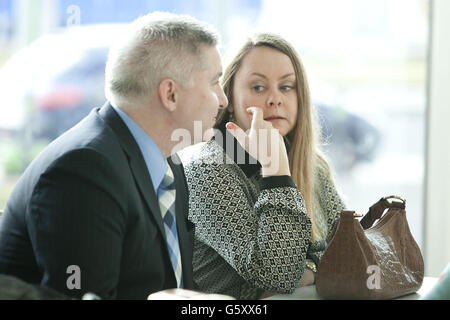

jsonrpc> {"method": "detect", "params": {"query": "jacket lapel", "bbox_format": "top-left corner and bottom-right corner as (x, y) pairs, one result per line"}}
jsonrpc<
(97, 102), (166, 238)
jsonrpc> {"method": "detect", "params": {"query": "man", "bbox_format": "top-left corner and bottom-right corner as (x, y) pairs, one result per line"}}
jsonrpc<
(0, 12), (228, 299)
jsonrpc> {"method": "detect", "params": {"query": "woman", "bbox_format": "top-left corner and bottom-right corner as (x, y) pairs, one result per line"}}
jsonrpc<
(183, 33), (345, 299)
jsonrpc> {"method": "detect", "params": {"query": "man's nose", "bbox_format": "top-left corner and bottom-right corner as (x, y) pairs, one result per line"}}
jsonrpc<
(218, 88), (228, 109)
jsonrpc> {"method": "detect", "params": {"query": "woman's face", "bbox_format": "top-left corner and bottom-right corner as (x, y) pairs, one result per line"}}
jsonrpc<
(230, 46), (298, 137)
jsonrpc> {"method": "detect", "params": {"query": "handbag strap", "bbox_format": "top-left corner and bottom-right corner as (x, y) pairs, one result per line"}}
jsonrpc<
(360, 195), (406, 230)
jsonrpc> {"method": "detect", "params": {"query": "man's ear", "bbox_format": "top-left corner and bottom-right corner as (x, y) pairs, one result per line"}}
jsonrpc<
(158, 78), (178, 112)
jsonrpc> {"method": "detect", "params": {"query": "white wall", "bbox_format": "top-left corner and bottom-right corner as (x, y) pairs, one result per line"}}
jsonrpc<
(424, 0), (450, 276)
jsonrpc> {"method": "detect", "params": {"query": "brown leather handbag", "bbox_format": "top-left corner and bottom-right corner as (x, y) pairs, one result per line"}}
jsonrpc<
(315, 196), (424, 300)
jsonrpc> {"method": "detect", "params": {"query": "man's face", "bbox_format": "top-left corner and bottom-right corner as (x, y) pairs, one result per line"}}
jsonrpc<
(174, 46), (228, 141)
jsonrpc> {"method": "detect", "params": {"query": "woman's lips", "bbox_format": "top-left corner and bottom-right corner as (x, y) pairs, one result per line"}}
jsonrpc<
(264, 116), (285, 121)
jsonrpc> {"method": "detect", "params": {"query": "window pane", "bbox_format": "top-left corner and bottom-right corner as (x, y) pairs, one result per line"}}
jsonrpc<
(0, 0), (428, 250)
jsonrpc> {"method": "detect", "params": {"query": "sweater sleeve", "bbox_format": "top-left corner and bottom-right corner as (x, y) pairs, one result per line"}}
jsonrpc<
(185, 160), (312, 294)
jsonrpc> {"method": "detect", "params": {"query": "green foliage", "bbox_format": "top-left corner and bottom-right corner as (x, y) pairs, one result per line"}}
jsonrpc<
(3, 140), (48, 175)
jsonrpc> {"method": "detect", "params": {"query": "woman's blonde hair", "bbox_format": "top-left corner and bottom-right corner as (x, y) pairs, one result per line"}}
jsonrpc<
(216, 32), (333, 241)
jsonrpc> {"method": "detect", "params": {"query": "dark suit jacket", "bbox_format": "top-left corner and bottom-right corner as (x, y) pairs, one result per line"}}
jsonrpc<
(0, 102), (195, 299)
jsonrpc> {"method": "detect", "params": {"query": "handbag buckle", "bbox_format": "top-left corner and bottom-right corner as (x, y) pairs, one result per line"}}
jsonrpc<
(382, 195), (406, 204)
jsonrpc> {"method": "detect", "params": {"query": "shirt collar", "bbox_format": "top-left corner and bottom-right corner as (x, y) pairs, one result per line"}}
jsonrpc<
(111, 104), (166, 193)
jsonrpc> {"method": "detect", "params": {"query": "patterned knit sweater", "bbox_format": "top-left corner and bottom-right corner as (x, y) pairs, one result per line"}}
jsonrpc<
(183, 130), (345, 299)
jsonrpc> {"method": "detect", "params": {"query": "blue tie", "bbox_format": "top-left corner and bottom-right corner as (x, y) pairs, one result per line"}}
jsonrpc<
(157, 164), (183, 288)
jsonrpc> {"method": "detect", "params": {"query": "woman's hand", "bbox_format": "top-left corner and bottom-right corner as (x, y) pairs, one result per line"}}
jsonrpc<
(226, 107), (291, 177)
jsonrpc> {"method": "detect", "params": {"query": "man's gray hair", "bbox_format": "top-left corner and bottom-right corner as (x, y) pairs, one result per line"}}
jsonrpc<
(105, 12), (219, 107)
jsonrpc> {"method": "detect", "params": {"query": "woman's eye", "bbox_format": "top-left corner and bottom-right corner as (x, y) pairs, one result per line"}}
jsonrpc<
(280, 85), (294, 91)
(252, 85), (264, 92)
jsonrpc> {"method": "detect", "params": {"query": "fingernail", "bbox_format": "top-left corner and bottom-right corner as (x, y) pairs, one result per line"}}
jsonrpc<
(226, 122), (234, 129)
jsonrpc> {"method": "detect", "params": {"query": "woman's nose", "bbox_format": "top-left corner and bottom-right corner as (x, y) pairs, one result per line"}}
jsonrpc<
(266, 90), (282, 107)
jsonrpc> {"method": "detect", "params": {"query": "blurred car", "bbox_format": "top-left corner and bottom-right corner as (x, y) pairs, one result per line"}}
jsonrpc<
(316, 103), (380, 172)
(0, 24), (379, 173)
